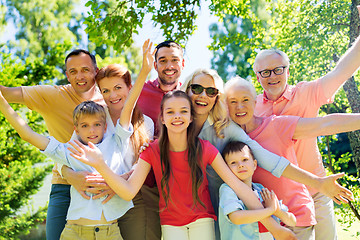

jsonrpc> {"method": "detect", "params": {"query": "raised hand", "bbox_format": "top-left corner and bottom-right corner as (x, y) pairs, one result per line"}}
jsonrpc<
(142, 39), (156, 74)
(68, 139), (105, 169)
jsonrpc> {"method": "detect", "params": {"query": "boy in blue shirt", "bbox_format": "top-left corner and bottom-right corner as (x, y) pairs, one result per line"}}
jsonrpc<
(219, 141), (296, 240)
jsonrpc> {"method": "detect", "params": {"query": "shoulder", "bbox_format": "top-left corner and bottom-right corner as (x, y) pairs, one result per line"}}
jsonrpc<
(22, 84), (73, 97)
(143, 114), (154, 127)
(199, 139), (218, 151)
(293, 80), (321, 93)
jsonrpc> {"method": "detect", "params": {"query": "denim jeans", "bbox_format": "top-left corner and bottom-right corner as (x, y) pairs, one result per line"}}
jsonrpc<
(46, 184), (71, 240)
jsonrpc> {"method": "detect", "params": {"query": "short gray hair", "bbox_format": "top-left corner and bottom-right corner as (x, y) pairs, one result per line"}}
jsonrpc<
(253, 49), (290, 71)
(224, 76), (257, 99)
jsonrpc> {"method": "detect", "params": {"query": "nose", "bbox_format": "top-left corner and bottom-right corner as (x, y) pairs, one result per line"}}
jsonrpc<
(235, 103), (243, 110)
(109, 90), (116, 99)
(75, 71), (84, 80)
(174, 112), (181, 119)
(199, 89), (207, 97)
(89, 125), (95, 133)
(165, 61), (174, 69)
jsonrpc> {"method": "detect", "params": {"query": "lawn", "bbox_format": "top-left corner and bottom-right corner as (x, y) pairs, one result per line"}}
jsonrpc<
(336, 211), (360, 239)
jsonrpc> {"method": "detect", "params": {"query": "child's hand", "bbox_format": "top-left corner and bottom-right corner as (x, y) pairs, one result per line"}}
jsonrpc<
(141, 39), (156, 74)
(68, 139), (105, 169)
(260, 188), (277, 214)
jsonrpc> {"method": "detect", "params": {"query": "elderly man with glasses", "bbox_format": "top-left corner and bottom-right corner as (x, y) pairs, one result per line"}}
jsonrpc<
(252, 36), (360, 240)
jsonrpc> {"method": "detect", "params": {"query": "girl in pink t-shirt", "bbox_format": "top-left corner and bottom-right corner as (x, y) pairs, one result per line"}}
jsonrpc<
(69, 90), (263, 240)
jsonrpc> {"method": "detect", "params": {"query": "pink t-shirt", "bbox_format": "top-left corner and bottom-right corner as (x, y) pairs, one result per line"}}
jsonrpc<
(140, 139), (218, 226)
(250, 115), (316, 226)
(254, 80), (334, 194)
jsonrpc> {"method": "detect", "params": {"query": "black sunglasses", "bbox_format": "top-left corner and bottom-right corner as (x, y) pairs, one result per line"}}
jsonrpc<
(189, 84), (219, 98)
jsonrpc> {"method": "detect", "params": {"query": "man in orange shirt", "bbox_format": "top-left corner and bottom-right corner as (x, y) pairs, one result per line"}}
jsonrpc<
(253, 36), (360, 239)
(0, 49), (104, 239)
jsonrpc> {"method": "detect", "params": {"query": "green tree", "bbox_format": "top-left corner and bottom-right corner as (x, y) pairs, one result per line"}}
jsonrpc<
(0, 1), (143, 237)
(4, 0), (83, 60)
(0, 0), (82, 238)
(209, 0), (270, 81)
(209, 0), (360, 229)
(0, 51), (54, 239)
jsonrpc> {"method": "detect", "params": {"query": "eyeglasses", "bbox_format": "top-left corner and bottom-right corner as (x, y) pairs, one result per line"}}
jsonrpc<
(189, 84), (219, 98)
(257, 66), (287, 78)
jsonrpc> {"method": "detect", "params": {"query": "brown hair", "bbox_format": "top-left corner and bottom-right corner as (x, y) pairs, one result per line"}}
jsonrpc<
(158, 90), (205, 210)
(96, 64), (150, 159)
(222, 141), (255, 161)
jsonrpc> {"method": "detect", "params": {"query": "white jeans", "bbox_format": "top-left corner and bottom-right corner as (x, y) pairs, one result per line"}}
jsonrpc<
(287, 225), (315, 240)
(313, 192), (337, 240)
(161, 218), (215, 240)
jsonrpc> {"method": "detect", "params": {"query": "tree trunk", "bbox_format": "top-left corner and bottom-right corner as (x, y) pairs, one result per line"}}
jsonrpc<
(343, 1), (360, 177)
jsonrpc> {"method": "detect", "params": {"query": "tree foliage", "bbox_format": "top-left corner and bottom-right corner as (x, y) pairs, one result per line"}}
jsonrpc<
(0, 51), (53, 239)
(207, 0), (360, 229)
(4, 0), (83, 60)
(84, 0), (203, 50)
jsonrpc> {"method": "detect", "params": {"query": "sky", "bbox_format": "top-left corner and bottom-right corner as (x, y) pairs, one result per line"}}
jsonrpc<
(132, 1), (219, 83)
(3, 1), (219, 83)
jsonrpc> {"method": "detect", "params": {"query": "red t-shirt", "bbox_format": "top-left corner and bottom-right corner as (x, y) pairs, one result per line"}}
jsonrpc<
(140, 139), (218, 226)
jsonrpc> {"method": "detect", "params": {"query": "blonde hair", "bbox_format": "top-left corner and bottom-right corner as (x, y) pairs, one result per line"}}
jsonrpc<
(73, 101), (106, 126)
(181, 68), (229, 138)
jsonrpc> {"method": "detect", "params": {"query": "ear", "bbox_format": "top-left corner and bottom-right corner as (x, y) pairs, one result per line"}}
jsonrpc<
(74, 125), (79, 135)
(256, 73), (260, 83)
(253, 159), (257, 170)
(161, 115), (165, 125)
(181, 58), (185, 69)
(104, 123), (107, 132)
(66, 71), (70, 83)
(154, 60), (158, 72)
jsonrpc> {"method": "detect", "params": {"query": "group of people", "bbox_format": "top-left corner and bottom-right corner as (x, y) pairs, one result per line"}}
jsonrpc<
(0, 33), (359, 240)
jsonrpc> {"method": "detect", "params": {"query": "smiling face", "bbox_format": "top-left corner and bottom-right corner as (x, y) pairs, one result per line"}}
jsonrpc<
(97, 76), (130, 113)
(154, 47), (184, 91)
(74, 114), (107, 144)
(224, 146), (257, 186)
(226, 85), (257, 127)
(188, 73), (218, 118)
(65, 53), (97, 95)
(254, 53), (289, 101)
(161, 96), (192, 134)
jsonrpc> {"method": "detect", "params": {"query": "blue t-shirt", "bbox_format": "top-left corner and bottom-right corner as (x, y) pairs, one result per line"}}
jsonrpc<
(219, 182), (288, 240)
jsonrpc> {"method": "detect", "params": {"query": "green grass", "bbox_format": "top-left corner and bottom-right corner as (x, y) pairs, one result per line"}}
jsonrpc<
(336, 213), (360, 239)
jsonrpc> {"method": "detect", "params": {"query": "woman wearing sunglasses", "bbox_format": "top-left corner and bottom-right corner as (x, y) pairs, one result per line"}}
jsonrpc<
(181, 69), (295, 239)
(181, 69), (352, 240)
